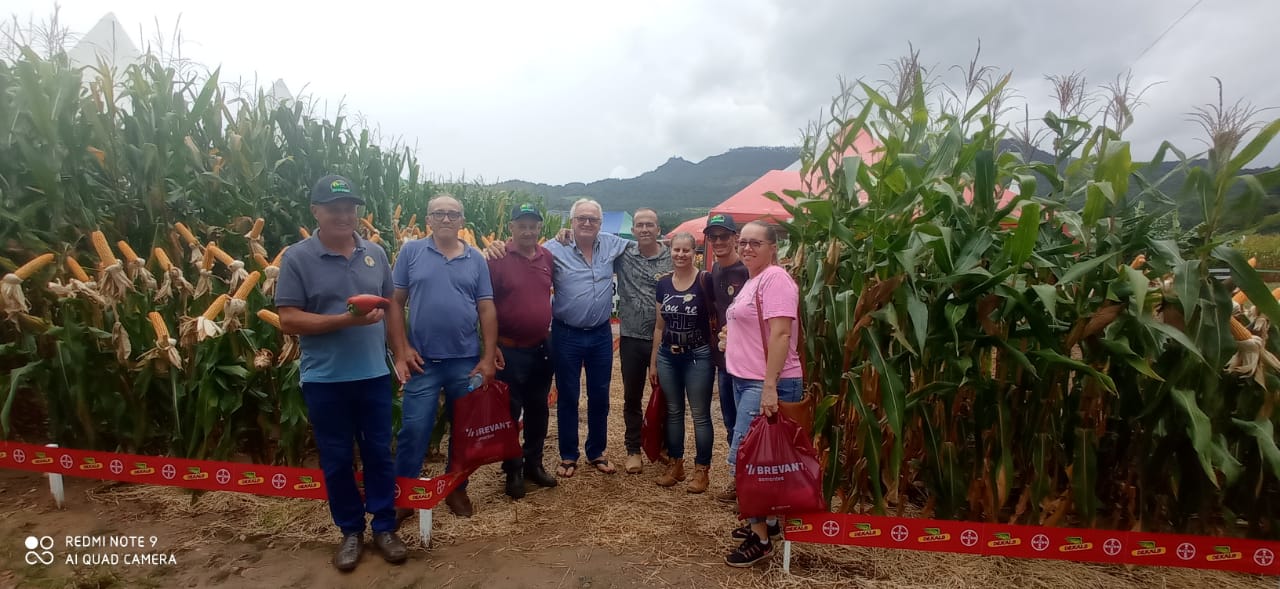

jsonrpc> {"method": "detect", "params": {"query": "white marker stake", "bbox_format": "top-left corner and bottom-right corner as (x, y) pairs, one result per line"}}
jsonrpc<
(782, 540), (792, 574)
(418, 509), (432, 546)
(46, 443), (64, 509)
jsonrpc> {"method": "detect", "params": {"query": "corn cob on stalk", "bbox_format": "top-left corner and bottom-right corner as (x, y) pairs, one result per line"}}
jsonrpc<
(244, 218), (267, 258)
(117, 241), (158, 292)
(184, 293), (228, 344)
(221, 270), (262, 332)
(174, 222), (204, 266)
(1227, 316), (1280, 388)
(154, 247), (194, 303)
(90, 231), (132, 304)
(257, 309), (300, 365)
(2, 253), (55, 315)
(261, 247), (287, 296)
(143, 311), (183, 371)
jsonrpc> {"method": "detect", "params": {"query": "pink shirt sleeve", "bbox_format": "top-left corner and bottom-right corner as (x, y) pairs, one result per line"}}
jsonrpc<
(758, 266), (798, 321)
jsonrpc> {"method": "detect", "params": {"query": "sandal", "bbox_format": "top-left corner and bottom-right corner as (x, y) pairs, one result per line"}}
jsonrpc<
(588, 457), (617, 475)
(557, 461), (577, 478)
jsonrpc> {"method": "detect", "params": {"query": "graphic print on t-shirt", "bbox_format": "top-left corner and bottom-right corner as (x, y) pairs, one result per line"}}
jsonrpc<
(657, 275), (711, 347)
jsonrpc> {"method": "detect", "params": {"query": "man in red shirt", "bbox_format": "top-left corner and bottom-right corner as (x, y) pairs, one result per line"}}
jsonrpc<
(488, 204), (559, 498)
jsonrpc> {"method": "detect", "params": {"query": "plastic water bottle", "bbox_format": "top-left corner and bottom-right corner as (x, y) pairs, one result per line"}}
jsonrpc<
(467, 374), (484, 391)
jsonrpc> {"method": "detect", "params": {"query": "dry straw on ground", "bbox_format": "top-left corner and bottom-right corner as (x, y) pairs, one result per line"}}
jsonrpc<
(89, 359), (1273, 588)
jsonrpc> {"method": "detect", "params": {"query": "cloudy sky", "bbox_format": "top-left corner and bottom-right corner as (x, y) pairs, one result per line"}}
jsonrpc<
(8, 0), (1279, 184)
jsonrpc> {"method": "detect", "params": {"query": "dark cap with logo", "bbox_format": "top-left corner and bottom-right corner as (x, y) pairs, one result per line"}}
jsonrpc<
(310, 174), (364, 205)
(511, 203), (543, 221)
(703, 213), (738, 234)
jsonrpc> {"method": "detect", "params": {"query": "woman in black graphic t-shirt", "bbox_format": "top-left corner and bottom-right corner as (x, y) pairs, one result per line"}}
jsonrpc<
(647, 232), (716, 494)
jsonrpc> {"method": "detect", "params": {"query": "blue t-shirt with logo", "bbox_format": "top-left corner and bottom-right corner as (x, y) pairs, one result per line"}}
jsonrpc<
(392, 237), (493, 360)
(274, 233), (393, 384)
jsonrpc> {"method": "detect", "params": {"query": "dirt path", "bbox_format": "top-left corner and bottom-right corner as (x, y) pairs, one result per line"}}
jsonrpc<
(0, 357), (1274, 589)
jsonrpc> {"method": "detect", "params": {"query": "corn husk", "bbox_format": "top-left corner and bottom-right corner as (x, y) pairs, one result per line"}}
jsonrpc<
(126, 257), (157, 293)
(98, 261), (132, 305)
(245, 218), (267, 258)
(2, 253), (55, 315)
(278, 335), (300, 366)
(175, 223), (203, 266)
(222, 297), (248, 333)
(225, 259), (250, 293)
(1226, 335), (1280, 389)
(157, 266), (195, 303)
(193, 268), (215, 298)
(111, 320), (132, 366)
(253, 348), (275, 370)
(143, 312), (183, 372)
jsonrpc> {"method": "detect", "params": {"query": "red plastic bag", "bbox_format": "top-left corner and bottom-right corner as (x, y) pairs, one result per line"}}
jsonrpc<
(449, 381), (522, 472)
(641, 380), (667, 464)
(735, 413), (826, 519)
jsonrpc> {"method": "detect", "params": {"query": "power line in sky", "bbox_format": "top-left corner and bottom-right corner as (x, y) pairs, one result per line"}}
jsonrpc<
(1131, 0), (1204, 67)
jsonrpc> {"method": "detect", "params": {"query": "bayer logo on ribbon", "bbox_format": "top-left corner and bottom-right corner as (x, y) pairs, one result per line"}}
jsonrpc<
(890, 525), (909, 543)
(1176, 543), (1196, 561)
(960, 530), (978, 547)
(58, 454), (73, 470)
(1103, 538), (1122, 556)
(109, 459), (123, 475)
(1031, 534), (1050, 552)
(821, 520), (840, 537)
(215, 469), (231, 485)
(1255, 548), (1275, 567)
(271, 473), (287, 490)
(161, 464), (176, 480)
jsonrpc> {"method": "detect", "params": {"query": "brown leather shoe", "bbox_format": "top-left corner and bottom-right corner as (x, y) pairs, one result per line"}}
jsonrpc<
(333, 532), (362, 572)
(687, 464), (710, 494)
(656, 459), (685, 487)
(371, 531), (408, 564)
(445, 488), (474, 517)
(715, 479), (737, 503)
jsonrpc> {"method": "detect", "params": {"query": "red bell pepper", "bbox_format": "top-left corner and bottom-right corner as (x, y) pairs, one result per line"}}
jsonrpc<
(347, 294), (391, 316)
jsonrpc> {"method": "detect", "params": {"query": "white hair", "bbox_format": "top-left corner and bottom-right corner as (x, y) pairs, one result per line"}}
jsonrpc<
(569, 198), (602, 218)
(428, 194), (464, 214)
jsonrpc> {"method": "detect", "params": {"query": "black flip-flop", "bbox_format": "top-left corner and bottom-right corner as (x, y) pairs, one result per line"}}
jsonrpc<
(557, 461), (577, 478)
(588, 457), (617, 475)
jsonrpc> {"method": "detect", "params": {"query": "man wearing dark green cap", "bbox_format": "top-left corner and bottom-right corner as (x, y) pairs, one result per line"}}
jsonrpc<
(487, 203), (559, 498)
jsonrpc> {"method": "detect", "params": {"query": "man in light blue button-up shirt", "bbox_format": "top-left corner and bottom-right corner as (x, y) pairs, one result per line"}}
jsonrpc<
(544, 198), (630, 476)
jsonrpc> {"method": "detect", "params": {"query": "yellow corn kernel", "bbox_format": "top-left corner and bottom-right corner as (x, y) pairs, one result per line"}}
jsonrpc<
(393, 204), (402, 221)
(200, 243), (217, 271)
(1130, 254), (1146, 269)
(256, 309), (281, 329)
(202, 294), (229, 321)
(1230, 317), (1252, 341)
(117, 241), (140, 264)
(360, 218), (377, 233)
(13, 253), (55, 280)
(205, 244), (234, 267)
(370, 233), (382, 244)
(90, 231), (117, 265)
(233, 271), (261, 300)
(406, 214), (417, 229)
(1233, 290), (1250, 305)
(65, 257), (91, 282)
(1271, 287), (1280, 299)
(299, 227), (311, 239)
(174, 222), (198, 246)
(253, 253), (269, 269)
(248, 218), (265, 240)
(147, 311), (170, 340)
(1249, 257), (1258, 268)
(271, 247), (288, 267)
(153, 248), (173, 271)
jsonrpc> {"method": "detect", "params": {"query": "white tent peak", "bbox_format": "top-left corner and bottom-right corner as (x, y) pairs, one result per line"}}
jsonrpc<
(266, 78), (293, 105)
(67, 12), (141, 73)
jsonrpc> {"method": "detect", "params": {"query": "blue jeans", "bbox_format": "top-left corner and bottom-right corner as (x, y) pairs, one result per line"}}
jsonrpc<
(716, 366), (736, 446)
(395, 357), (477, 489)
(657, 345), (715, 466)
(302, 376), (396, 535)
(729, 376), (803, 524)
(552, 320), (613, 462)
(497, 343), (554, 473)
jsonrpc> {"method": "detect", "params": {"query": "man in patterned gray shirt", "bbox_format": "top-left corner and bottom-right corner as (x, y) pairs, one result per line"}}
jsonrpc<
(615, 208), (672, 474)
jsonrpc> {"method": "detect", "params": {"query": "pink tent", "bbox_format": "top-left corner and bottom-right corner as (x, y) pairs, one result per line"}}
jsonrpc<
(708, 170), (805, 225)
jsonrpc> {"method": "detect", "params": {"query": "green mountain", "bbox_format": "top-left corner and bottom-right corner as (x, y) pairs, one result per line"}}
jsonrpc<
(494, 146), (800, 212)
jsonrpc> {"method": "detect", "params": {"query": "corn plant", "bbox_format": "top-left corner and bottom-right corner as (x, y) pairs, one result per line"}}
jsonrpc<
(778, 60), (1280, 538)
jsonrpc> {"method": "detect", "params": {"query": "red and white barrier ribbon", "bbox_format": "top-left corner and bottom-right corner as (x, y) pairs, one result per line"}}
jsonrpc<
(784, 512), (1280, 576)
(0, 441), (468, 511)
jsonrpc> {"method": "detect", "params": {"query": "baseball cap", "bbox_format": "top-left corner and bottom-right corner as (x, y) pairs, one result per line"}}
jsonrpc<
(310, 174), (364, 205)
(511, 203), (543, 221)
(703, 213), (738, 234)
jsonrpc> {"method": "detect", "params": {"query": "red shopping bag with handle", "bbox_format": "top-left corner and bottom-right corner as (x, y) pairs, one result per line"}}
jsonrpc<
(449, 380), (522, 472)
(735, 413), (826, 519)
(641, 378), (667, 464)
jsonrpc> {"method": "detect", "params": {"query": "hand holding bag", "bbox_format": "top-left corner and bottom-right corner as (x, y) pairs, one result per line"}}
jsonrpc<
(449, 380), (522, 471)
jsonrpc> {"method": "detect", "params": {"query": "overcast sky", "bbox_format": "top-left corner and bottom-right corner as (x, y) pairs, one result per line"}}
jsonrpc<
(8, 0), (1280, 184)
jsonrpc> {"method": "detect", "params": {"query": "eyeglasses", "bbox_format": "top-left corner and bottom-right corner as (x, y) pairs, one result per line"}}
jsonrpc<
(632, 222), (657, 229)
(706, 232), (734, 242)
(738, 239), (770, 250)
(428, 211), (463, 221)
(573, 216), (602, 225)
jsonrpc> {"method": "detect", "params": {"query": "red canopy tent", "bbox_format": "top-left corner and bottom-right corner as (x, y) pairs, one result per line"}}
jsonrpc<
(708, 170), (805, 225)
(666, 215), (709, 246)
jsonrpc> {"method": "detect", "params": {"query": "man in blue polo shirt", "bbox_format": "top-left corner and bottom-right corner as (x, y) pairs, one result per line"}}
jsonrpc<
(388, 194), (497, 520)
(276, 174), (407, 572)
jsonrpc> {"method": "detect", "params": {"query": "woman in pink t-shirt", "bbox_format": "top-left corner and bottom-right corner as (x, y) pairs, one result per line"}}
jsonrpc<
(718, 221), (803, 567)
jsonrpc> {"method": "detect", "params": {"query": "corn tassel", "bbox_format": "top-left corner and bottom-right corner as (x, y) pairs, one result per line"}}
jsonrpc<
(3, 253), (55, 315)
